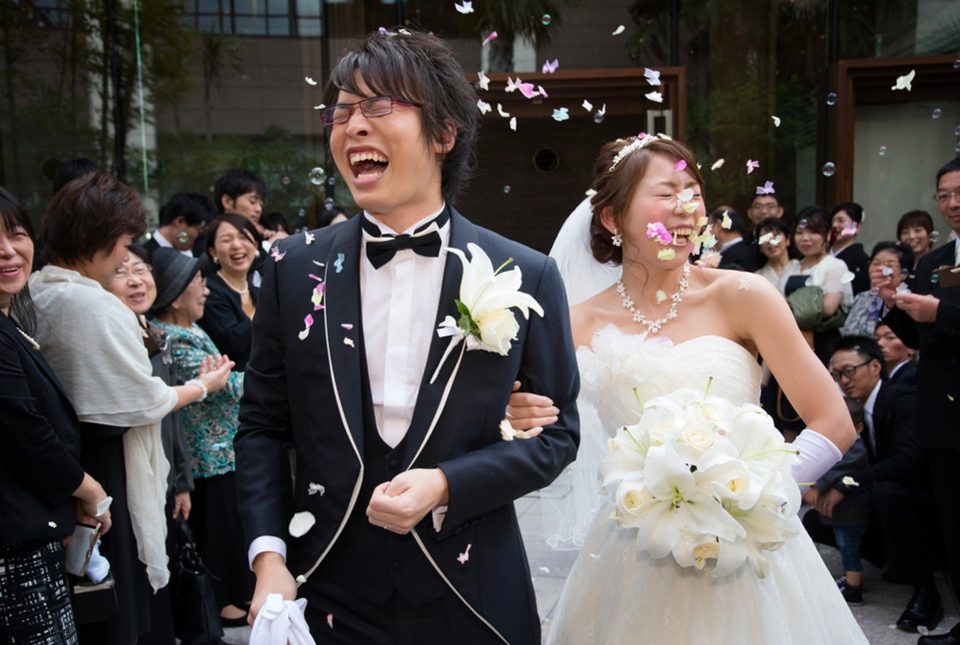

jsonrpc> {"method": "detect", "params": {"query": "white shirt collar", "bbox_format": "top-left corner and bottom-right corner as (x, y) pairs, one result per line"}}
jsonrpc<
(152, 229), (173, 248)
(362, 203), (447, 236)
(889, 359), (911, 379)
(719, 237), (743, 253)
(863, 379), (882, 417)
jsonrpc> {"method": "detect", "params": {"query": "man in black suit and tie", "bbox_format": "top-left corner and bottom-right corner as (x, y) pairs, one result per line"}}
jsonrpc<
(884, 157), (960, 645)
(143, 192), (214, 257)
(234, 30), (579, 643)
(706, 208), (759, 272)
(875, 322), (917, 385)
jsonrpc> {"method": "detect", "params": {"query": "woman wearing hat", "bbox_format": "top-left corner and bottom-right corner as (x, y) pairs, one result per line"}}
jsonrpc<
(151, 247), (254, 626)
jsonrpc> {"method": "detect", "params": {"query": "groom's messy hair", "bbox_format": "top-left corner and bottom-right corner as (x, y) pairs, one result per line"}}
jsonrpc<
(325, 28), (479, 201)
(588, 137), (703, 265)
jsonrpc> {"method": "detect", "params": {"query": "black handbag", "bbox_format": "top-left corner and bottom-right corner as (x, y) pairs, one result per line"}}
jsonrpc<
(171, 518), (223, 645)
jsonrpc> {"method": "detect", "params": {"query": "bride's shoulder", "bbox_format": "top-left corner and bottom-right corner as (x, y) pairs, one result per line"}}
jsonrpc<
(570, 287), (619, 348)
(696, 266), (781, 300)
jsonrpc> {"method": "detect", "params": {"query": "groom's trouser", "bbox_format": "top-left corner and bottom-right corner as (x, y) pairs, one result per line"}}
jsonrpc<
(302, 576), (503, 644)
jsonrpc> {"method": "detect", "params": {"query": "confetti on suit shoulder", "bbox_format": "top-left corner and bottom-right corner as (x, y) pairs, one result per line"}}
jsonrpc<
(289, 511), (316, 537)
(307, 482), (326, 496)
(271, 246), (286, 262)
(334, 253), (345, 273)
(457, 544), (472, 564)
(891, 69), (915, 91)
(343, 337), (355, 348)
(482, 31), (498, 46)
(454, 1), (473, 14)
(612, 25), (625, 36)
(542, 59), (559, 74)
(582, 99), (593, 112)
(552, 107), (570, 122)
(745, 159), (759, 174)
(841, 476), (860, 487)
(304, 76), (318, 86)
(341, 323), (354, 331)
(644, 91), (663, 103)
(644, 68), (661, 86)
(710, 158), (725, 171)
(304, 230), (315, 244)
(298, 314), (314, 341)
(326, 613), (334, 629)
(477, 99), (492, 115)
(476, 70), (490, 91)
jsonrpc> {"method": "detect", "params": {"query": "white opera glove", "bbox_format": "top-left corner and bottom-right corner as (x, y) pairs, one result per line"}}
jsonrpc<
(791, 428), (843, 488)
(249, 593), (316, 645)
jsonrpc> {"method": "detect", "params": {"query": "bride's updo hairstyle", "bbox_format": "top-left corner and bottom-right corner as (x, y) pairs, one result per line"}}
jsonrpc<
(589, 136), (703, 265)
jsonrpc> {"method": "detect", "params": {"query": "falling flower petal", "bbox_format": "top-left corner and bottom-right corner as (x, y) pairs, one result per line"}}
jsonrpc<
(597, 103), (607, 117)
(721, 211), (733, 229)
(312, 103), (325, 110)
(645, 91), (663, 103)
(497, 103), (510, 118)
(891, 69), (915, 91)
(840, 271), (855, 284)
(841, 476), (859, 487)
(612, 24), (625, 35)
(343, 337), (355, 348)
(746, 159), (760, 174)
(304, 76), (318, 86)
(296, 574), (307, 584)
(771, 115), (781, 127)
(334, 253), (345, 273)
(656, 290), (667, 304)
(454, 0), (473, 14)
(757, 232), (773, 245)
(477, 99), (492, 115)
(582, 99), (594, 112)
(658, 248), (676, 261)
(457, 544), (472, 564)
(710, 158), (725, 171)
(298, 314), (314, 341)
(482, 31), (498, 46)
(674, 160), (687, 172)
(326, 613), (334, 629)
(537, 85), (549, 98)
(307, 482), (326, 496)
(542, 59), (559, 74)
(646, 222), (673, 245)
(477, 70), (490, 91)
(756, 180), (775, 195)
(585, 188), (597, 197)
(289, 511), (316, 537)
(304, 230), (315, 244)
(341, 323), (354, 331)
(644, 68), (661, 86)
(509, 116), (517, 131)
(398, 28), (412, 36)
(552, 107), (570, 122)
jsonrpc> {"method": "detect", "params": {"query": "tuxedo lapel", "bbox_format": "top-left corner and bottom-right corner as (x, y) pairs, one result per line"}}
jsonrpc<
(321, 217), (367, 457)
(401, 210), (480, 469)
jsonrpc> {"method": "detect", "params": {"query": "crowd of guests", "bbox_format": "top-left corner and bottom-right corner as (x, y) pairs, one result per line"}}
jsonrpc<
(0, 162), (350, 644)
(707, 157), (960, 645)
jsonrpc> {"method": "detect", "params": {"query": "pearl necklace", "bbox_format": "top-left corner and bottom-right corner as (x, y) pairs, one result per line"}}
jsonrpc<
(218, 270), (249, 295)
(616, 263), (690, 334)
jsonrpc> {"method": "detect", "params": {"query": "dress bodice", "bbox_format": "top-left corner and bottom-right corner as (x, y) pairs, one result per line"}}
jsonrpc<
(577, 325), (762, 433)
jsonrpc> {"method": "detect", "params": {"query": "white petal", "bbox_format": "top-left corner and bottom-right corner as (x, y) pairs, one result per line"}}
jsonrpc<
(289, 511), (316, 537)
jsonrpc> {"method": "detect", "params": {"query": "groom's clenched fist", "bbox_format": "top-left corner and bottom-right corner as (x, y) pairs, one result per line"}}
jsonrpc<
(366, 468), (449, 535)
(248, 552), (297, 625)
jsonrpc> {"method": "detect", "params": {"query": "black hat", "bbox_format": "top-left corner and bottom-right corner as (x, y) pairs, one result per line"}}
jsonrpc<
(150, 248), (200, 314)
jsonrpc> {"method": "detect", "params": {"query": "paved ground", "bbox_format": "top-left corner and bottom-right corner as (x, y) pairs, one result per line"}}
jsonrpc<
(223, 492), (957, 644)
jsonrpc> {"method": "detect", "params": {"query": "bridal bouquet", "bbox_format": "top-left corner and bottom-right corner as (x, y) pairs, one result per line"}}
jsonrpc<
(599, 383), (800, 578)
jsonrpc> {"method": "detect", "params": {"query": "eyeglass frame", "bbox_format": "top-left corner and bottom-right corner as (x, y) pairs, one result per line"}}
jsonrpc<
(321, 96), (420, 127)
(113, 263), (153, 279)
(828, 360), (873, 382)
(934, 189), (960, 204)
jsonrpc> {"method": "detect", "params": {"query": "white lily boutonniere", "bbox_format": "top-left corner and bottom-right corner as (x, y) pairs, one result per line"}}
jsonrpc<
(430, 243), (544, 384)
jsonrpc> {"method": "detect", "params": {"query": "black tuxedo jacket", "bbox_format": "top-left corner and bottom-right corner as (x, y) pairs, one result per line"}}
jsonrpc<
(835, 243), (870, 295)
(838, 381), (921, 492)
(888, 360), (918, 386)
(718, 238), (759, 272)
(0, 313), (85, 545)
(883, 241), (960, 449)
(235, 210), (580, 643)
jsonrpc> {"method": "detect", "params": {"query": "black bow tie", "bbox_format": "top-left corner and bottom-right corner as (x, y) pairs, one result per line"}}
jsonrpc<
(362, 210), (449, 269)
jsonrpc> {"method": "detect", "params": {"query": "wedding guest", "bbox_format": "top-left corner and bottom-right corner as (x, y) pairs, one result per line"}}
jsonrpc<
(29, 172), (232, 644)
(107, 245), (195, 645)
(214, 168), (266, 225)
(897, 209), (936, 275)
(0, 186), (112, 645)
(883, 157), (960, 645)
(747, 189), (784, 226)
(802, 397), (870, 606)
(874, 322), (916, 385)
(840, 242), (913, 338)
(198, 214), (259, 370)
(144, 193), (214, 257)
(151, 248), (253, 627)
(754, 217), (794, 290)
(830, 202), (870, 295)
(707, 207), (758, 271)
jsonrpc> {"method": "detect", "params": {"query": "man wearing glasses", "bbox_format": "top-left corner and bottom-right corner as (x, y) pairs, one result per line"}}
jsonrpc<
(234, 28), (579, 642)
(809, 336), (940, 633)
(883, 157), (960, 645)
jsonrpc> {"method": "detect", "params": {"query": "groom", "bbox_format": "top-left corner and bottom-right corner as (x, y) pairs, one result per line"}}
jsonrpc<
(234, 29), (579, 643)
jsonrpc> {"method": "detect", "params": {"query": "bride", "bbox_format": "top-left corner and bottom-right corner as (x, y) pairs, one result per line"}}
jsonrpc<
(508, 135), (868, 643)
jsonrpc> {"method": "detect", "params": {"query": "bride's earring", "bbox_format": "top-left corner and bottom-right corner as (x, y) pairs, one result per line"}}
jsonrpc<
(611, 230), (623, 247)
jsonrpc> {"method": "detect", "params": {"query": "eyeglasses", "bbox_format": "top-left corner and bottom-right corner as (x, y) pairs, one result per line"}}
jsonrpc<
(320, 96), (419, 127)
(114, 263), (152, 279)
(935, 189), (960, 204)
(828, 360), (872, 381)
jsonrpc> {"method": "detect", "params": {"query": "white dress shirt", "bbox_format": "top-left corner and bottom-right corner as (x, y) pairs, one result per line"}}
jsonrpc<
(248, 205), (450, 567)
(150, 229), (193, 257)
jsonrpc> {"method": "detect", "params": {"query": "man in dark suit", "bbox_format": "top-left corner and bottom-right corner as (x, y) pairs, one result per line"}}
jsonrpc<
(143, 192), (215, 257)
(234, 30), (579, 644)
(805, 337), (941, 629)
(875, 322), (917, 385)
(707, 208), (759, 271)
(884, 157), (960, 645)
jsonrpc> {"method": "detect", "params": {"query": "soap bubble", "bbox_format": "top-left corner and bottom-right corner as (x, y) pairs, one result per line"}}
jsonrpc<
(541, 13), (552, 26)
(932, 108), (942, 119)
(502, 185), (511, 194)
(308, 167), (326, 186)
(593, 112), (605, 124)
(878, 145), (887, 156)
(281, 175), (291, 186)
(821, 162), (836, 177)
(826, 92), (837, 107)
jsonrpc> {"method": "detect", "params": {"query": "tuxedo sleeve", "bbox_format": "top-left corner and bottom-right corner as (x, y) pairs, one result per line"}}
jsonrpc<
(934, 298), (960, 339)
(435, 257), (580, 539)
(235, 255), (293, 550)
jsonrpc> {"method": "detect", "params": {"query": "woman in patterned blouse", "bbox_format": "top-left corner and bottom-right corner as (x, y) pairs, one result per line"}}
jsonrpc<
(149, 248), (254, 627)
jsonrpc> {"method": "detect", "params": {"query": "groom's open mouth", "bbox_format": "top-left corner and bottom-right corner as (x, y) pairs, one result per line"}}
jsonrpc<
(348, 149), (389, 185)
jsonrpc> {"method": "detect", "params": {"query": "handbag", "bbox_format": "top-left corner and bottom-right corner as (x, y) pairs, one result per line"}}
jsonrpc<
(170, 518), (223, 645)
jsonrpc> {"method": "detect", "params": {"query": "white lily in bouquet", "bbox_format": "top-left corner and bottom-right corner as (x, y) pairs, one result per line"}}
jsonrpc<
(431, 243), (544, 383)
(599, 381), (800, 577)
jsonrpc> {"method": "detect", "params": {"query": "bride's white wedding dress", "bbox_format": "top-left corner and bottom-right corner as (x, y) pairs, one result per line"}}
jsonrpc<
(546, 326), (868, 644)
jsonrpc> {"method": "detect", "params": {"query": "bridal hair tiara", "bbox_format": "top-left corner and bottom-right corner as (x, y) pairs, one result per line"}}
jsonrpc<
(608, 132), (672, 172)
